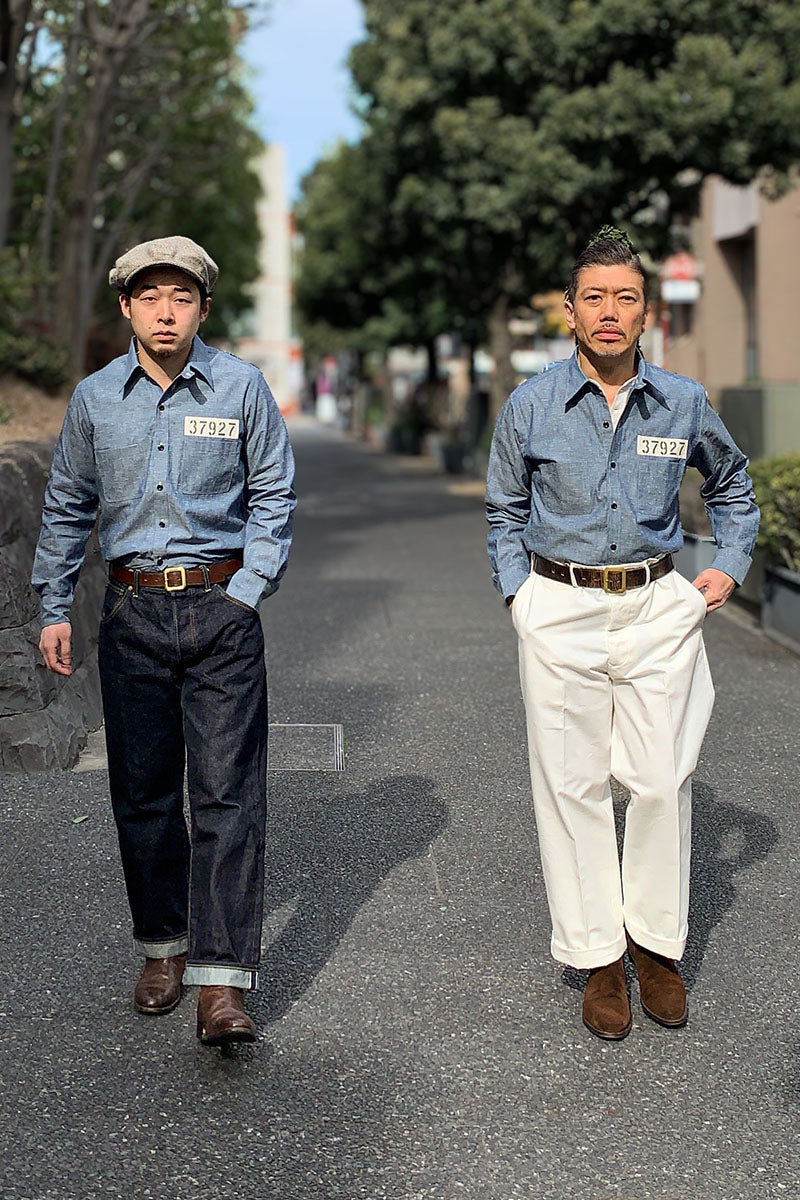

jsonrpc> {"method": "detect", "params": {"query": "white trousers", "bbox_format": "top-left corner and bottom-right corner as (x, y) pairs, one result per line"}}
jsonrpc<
(513, 565), (715, 969)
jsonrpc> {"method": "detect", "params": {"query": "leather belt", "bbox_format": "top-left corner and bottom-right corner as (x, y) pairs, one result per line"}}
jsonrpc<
(532, 553), (673, 594)
(109, 558), (243, 592)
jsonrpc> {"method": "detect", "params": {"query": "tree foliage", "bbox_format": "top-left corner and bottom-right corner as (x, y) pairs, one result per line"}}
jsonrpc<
(1, 0), (266, 378)
(295, 0), (800, 416)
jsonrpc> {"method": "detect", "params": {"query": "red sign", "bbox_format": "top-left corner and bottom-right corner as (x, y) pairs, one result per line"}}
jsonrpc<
(661, 252), (699, 281)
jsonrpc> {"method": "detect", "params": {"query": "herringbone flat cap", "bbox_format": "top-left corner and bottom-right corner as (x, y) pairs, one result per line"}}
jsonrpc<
(109, 236), (219, 292)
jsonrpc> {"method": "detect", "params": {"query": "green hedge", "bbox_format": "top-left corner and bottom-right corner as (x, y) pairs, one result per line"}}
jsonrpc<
(749, 454), (800, 573)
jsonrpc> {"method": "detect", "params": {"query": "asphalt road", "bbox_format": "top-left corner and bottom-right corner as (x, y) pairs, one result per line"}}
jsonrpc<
(1, 417), (798, 1200)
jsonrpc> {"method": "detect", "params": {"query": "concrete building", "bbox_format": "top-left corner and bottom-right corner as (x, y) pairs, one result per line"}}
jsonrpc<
(236, 145), (302, 416)
(663, 175), (800, 459)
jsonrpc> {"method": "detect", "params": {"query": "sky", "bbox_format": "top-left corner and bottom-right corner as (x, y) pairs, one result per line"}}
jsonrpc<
(242, 0), (366, 201)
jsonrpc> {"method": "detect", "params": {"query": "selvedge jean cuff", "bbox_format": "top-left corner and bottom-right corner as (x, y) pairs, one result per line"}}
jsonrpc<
(184, 965), (258, 990)
(135, 934), (189, 959)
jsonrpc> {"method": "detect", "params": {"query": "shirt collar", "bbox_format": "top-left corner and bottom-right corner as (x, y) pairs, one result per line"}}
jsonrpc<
(121, 335), (215, 392)
(563, 349), (671, 412)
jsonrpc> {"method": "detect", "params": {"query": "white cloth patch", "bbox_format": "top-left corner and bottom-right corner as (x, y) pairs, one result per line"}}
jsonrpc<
(183, 416), (239, 439)
(637, 435), (688, 459)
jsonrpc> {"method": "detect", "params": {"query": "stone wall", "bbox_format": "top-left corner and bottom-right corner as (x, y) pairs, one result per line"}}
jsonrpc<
(0, 443), (105, 771)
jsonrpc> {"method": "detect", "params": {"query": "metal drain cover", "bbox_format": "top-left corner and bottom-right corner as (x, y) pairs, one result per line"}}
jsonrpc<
(267, 723), (345, 772)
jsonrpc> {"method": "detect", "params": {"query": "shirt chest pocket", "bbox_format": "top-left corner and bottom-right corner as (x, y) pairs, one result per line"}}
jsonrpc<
(178, 431), (242, 495)
(636, 456), (685, 525)
(534, 461), (595, 517)
(95, 438), (151, 504)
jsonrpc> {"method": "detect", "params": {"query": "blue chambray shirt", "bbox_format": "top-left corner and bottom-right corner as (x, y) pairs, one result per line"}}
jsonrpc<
(486, 352), (759, 601)
(32, 337), (296, 626)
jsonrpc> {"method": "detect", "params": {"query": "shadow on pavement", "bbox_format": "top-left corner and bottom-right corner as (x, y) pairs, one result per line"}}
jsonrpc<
(253, 772), (448, 1026)
(683, 781), (778, 987)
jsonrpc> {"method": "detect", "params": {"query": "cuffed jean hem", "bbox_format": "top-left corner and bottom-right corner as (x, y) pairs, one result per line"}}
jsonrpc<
(183, 964), (258, 990)
(135, 935), (189, 958)
(551, 932), (628, 971)
(624, 920), (687, 962)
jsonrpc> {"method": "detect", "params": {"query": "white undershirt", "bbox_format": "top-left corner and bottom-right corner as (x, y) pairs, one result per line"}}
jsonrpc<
(607, 376), (637, 430)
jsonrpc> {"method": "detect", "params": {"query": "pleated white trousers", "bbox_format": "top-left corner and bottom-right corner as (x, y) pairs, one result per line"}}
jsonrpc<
(513, 565), (715, 969)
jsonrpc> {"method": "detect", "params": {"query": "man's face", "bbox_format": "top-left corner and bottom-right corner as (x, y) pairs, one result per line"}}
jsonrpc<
(564, 264), (647, 363)
(119, 267), (210, 361)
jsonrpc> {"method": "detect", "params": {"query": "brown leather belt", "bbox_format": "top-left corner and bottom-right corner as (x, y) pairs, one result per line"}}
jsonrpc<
(532, 553), (673, 594)
(109, 558), (242, 592)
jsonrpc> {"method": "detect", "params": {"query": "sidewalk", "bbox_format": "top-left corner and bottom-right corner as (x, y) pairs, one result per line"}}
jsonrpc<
(1, 417), (798, 1199)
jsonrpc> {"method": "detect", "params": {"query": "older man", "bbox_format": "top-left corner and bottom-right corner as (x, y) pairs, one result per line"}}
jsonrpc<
(33, 236), (295, 1046)
(486, 227), (758, 1040)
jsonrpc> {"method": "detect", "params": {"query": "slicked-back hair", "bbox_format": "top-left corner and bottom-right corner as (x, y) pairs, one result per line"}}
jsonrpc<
(566, 238), (649, 308)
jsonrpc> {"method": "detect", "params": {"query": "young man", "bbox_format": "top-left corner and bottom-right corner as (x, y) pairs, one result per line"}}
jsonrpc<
(486, 228), (759, 1040)
(33, 236), (296, 1046)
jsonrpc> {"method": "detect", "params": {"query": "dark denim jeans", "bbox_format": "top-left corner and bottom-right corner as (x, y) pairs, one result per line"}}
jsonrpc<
(97, 577), (267, 990)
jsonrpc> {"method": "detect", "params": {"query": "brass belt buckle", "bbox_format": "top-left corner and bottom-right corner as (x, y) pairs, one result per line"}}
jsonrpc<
(602, 566), (627, 594)
(163, 566), (187, 592)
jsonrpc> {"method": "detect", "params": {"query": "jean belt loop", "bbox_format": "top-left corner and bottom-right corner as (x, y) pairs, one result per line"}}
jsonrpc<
(568, 562), (579, 588)
(643, 560), (652, 586)
(201, 565), (211, 592)
(132, 569), (140, 599)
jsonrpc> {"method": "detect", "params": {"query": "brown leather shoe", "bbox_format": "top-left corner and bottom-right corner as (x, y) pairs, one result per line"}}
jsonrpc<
(134, 953), (187, 1015)
(582, 957), (632, 1040)
(627, 935), (688, 1028)
(196, 986), (257, 1046)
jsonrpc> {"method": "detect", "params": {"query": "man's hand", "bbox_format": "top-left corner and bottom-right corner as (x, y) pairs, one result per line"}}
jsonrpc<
(39, 622), (73, 675)
(691, 568), (735, 613)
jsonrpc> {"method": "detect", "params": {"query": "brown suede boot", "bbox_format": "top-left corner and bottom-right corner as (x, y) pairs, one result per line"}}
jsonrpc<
(196, 986), (257, 1046)
(582, 957), (632, 1040)
(133, 953), (187, 1015)
(626, 935), (688, 1028)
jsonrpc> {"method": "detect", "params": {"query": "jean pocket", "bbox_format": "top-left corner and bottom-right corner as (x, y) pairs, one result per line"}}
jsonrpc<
(100, 582), (132, 625)
(213, 584), (256, 614)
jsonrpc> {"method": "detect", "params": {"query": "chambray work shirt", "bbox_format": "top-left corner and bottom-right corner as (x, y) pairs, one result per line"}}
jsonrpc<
(486, 353), (759, 601)
(33, 337), (296, 626)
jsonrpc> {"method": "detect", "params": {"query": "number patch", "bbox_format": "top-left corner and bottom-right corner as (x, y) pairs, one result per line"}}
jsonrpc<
(183, 416), (239, 439)
(637, 436), (688, 459)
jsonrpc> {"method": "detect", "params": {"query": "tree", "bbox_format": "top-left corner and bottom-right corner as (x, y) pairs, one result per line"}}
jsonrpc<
(4, 0), (266, 374)
(340, 0), (800, 417)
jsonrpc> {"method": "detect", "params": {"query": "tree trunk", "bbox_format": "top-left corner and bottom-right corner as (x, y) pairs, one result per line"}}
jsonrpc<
(487, 290), (517, 422)
(0, 0), (34, 250)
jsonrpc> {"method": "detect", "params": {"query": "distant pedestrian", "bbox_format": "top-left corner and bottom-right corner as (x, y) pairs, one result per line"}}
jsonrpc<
(33, 236), (295, 1047)
(486, 227), (759, 1039)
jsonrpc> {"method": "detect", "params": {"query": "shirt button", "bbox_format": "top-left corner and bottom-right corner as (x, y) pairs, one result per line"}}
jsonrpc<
(610, 543), (617, 551)
(611, 502), (617, 510)
(159, 520), (166, 528)
(603, 421), (610, 429)
(158, 444), (165, 451)
(159, 403), (165, 412)
(156, 483), (164, 491)
(610, 461), (616, 468)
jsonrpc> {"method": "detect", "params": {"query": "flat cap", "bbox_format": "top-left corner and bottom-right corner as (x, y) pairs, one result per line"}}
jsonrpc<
(109, 236), (219, 293)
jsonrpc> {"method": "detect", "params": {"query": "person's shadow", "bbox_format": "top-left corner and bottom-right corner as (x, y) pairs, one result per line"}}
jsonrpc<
(562, 780), (778, 994)
(252, 772), (448, 1026)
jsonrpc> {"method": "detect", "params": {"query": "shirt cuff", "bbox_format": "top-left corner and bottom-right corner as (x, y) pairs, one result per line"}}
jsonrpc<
(494, 565), (531, 602)
(710, 548), (752, 587)
(40, 605), (72, 628)
(224, 566), (277, 609)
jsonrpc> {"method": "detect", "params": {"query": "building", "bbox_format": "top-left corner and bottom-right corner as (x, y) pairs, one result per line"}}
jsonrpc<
(236, 145), (302, 416)
(663, 175), (800, 460)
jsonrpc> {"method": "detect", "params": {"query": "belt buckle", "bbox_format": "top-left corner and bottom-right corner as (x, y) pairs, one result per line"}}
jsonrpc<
(602, 566), (627, 594)
(163, 566), (187, 592)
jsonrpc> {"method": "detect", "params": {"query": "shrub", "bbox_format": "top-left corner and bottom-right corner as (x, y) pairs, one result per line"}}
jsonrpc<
(749, 454), (800, 573)
(0, 249), (71, 390)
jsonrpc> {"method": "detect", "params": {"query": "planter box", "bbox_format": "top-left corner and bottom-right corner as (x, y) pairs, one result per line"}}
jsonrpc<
(761, 565), (800, 656)
(675, 532), (718, 581)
